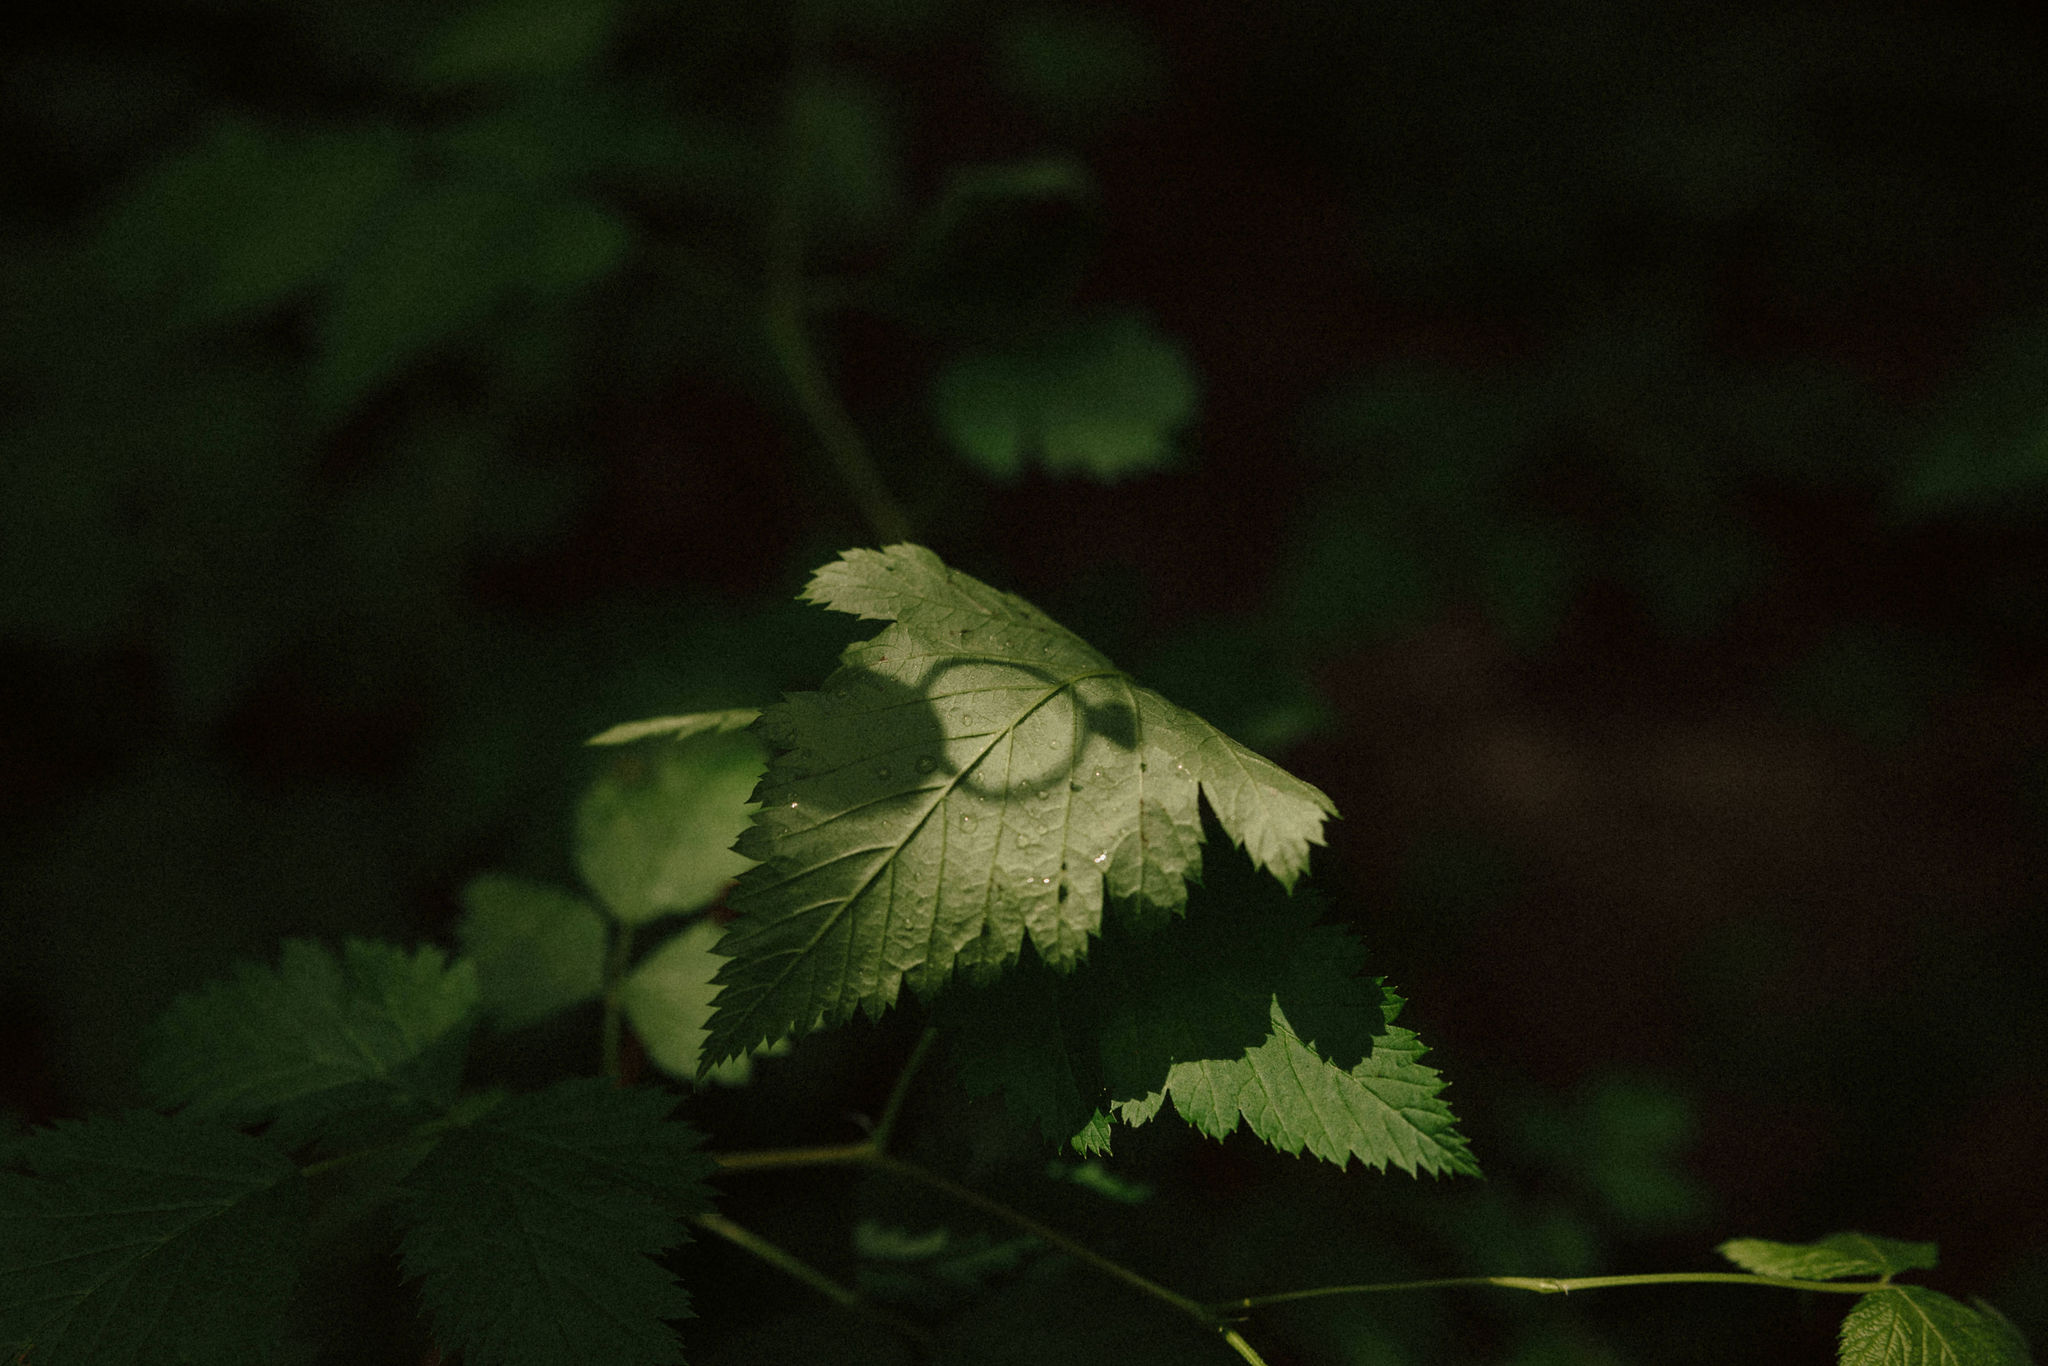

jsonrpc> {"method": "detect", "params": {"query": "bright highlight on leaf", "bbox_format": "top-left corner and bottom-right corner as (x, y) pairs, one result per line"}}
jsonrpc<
(940, 867), (1474, 1176)
(704, 544), (1337, 1067)
(618, 917), (790, 1084)
(1838, 1287), (2031, 1366)
(0, 1112), (307, 1365)
(1718, 1232), (1940, 1281)
(142, 939), (479, 1129)
(398, 1079), (715, 1366)
(931, 312), (1199, 480)
(576, 715), (768, 924)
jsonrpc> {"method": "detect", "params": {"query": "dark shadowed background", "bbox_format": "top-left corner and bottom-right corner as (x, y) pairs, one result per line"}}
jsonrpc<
(3, 0), (2046, 1362)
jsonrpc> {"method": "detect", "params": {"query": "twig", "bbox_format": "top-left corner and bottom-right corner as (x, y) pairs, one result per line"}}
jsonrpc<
(691, 1210), (937, 1349)
(762, 5), (914, 547)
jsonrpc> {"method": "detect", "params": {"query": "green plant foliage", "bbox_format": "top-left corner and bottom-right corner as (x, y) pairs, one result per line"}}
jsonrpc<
(853, 1221), (1040, 1311)
(576, 717), (769, 924)
(939, 868), (1474, 1175)
(397, 1079), (715, 1366)
(0, 1112), (307, 1364)
(993, 4), (1166, 133)
(1719, 1233), (1941, 1281)
(618, 917), (791, 1084)
(1515, 1075), (1711, 1234)
(456, 874), (608, 1028)
(704, 543), (1336, 1065)
(416, 0), (624, 88)
(789, 75), (907, 245)
(930, 312), (1198, 480)
(1839, 1287), (2031, 1366)
(94, 118), (413, 329)
(141, 940), (479, 1130)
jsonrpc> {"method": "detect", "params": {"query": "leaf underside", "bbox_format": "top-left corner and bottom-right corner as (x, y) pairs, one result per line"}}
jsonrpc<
(939, 866), (1476, 1177)
(705, 543), (1336, 1066)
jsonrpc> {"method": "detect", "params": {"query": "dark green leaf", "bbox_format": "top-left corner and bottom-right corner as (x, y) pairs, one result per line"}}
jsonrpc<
(398, 1079), (715, 1366)
(457, 874), (608, 1028)
(0, 1113), (306, 1365)
(141, 939), (479, 1128)
(940, 867), (1473, 1175)
(931, 312), (1198, 480)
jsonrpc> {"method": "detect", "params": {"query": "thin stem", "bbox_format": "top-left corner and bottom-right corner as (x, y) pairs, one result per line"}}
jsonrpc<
(709, 1141), (877, 1172)
(1216, 1271), (1895, 1314)
(870, 1027), (938, 1153)
(868, 1153), (1217, 1328)
(600, 922), (637, 1083)
(763, 8), (913, 547)
(691, 1211), (937, 1350)
(1219, 1326), (1274, 1366)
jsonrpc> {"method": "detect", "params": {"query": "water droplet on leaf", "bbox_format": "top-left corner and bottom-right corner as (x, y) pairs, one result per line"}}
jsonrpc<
(915, 755), (936, 773)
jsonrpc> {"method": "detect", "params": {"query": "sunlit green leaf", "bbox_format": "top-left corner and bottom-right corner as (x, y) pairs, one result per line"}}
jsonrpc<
(1718, 1233), (1939, 1280)
(576, 722), (768, 924)
(705, 544), (1335, 1065)
(1839, 1287), (2030, 1366)
(588, 709), (762, 748)
(618, 918), (789, 1084)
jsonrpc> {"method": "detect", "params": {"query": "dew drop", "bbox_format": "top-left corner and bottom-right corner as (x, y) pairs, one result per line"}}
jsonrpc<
(915, 755), (936, 774)
(875, 766), (892, 781)
(1091, 768), (1104, 780)
(959, 815), (974, 830)
(1014, 832), (1035, 849)
(1039, 875), (1053, 885)
(790, 800), (800, 809)
(1092, 852), (1108, 865)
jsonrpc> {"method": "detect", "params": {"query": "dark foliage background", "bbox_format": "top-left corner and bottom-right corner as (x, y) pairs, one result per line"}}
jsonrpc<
(3, 0), (2046, 1362)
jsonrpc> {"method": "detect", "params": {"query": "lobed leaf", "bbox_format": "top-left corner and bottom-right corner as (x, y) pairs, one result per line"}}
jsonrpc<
(705, 543), (1336, 1065)
(141, 939), (478, 1131)
(398, 1079), (715, 1366)
(0, 1112), (306, 1365)
(940, 866), (1474, 1176)
(1719, 1232), (1940, 1281)
(1839, 1287), (2031, 1366)
(618, 918), (790, 1084)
